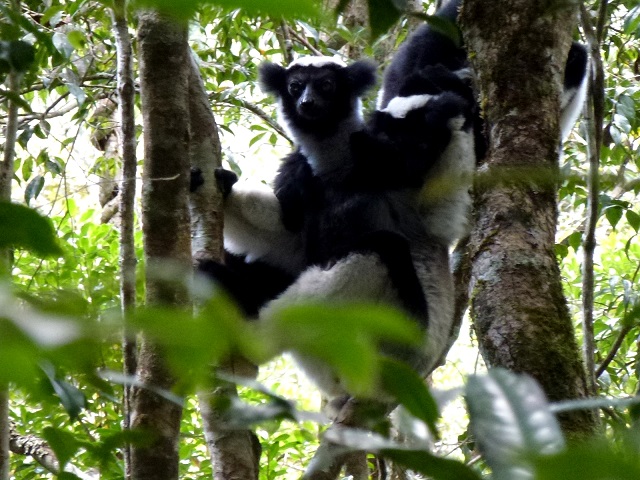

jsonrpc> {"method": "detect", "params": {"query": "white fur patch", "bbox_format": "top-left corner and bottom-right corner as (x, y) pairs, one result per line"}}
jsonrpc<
(289, 56), (347, 69)
(454, 67), (474, 82)
(382, 94), (433, 119)
(222, 181), (306, 274)
(419, 127), (475, 246)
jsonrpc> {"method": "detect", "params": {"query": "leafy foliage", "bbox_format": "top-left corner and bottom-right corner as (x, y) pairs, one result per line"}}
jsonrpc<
(2, 0), (640, 478)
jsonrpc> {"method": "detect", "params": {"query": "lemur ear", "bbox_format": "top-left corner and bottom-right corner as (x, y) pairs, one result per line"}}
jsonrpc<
(345, 59), (377, 96)
(258, 61), (288, 95)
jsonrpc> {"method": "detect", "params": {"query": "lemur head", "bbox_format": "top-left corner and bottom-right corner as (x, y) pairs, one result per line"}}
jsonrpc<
(258, 56), (377, 139)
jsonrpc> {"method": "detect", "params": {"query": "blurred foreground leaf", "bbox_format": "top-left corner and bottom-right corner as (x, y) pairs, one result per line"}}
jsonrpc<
(0, 202), (62, 257)
(466, 369), (565, 480)
(264, 303), (422, 396)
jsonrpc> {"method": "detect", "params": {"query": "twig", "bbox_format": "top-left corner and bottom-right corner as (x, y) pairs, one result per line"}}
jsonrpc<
(285, 25), (324, 56)
(211, 92), (292, 144)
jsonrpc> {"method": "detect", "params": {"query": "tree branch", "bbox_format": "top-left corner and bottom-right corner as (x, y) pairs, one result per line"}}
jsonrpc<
(9, 423), (97, 480)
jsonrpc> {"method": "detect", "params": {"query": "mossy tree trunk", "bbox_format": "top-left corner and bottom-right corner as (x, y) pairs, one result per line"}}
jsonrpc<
(130, 11), (191, 479)
(459, 0), (599, 438)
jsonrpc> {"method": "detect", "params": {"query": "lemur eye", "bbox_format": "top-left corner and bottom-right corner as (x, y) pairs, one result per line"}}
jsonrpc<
(319, 79), (335, 94)
(288, 81), (303, 97)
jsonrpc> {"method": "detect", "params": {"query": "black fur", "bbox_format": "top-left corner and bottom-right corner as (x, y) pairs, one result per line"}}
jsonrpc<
(380, 0), (589, 162)
(197, 254), (295, 317)
(378, 0), (465, 109)
(269, 76), (474, 319)
(564, 42), (589, 92)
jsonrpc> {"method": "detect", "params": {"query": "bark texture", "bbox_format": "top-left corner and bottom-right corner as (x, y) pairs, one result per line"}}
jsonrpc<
(188, 56), (224, 261)
(0, 392), (7, 480)
(187, 55), (261, 480)
(9, 423), (97, 479)
(198, 382), (261, 480)
(112, 2), (138, 478)
(460, 0), (598, 438)
(130, 11), (190, 480)
(0, 48), (22, 480)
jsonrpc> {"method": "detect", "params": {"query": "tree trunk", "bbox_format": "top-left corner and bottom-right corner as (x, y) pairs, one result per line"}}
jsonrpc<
(188, 56), (224, 262)
(130, 10), (191, 479)
(0, 30), (23, 478)
(460, 0), (598, 439)
(112, 1), (138, 478)
(187, 55), (261, 480)
(0, 392), (8, 480)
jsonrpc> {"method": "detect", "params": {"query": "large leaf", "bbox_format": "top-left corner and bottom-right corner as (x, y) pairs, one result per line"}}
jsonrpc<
(41, 362), (87, 421)
(466, 369), (565, 480)
(0, 202), (63, 257)
(132, 0), (317, 20)
(379, 358), (440, 437)
(263, 303), (422, 396)
(322, 427), (481, 480)
(42, 426), (81, 470)
(0, 40), (35, 73)
(534, 441), (640, 480)
(368, 0), (403, 40)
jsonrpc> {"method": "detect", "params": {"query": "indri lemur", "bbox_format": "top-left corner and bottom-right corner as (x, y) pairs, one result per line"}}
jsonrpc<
(196, 0), (589, 398)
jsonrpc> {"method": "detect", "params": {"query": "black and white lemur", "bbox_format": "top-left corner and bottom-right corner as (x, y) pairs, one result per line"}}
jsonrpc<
(195, 0), (589, 399)
(199, 55), (476, 398)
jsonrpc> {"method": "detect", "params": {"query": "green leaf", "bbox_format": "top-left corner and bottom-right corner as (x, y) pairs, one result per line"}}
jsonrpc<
(322, 428), (481, 480)
(40, 5), (65, 26)
(623, 5), (640, 35)
(24, 175), (44, 206)
(264, 303), (421, 396)
(626, 210), (640, 232)
(604, 205), (623, 229)
(466, 369), (565, 480)
(380, 358), (440, 437)
(368, 0), (402, 40)
(65, 83), (86, 105)
(42, 427), (81, 470)
(58, 473), (82, 480)
(0, 202), (63, 257)
(52, 32), (73, 58)
(383, 448), (481, 480)
(0, 319), (41, 386)
(131, 0), (317, 20)
(66, 30), (86, 50)
(534, 441), (640, 480)
(0, 40), (35, 72)
(41, 363), (86, 421)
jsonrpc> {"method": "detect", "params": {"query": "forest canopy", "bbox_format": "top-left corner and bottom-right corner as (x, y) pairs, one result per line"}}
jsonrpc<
(1, 0), (640, 479)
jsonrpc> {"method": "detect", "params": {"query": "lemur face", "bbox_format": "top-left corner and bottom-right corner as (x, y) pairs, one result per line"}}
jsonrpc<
(285, 67), (340, 121)
(258, 56), (377, 137)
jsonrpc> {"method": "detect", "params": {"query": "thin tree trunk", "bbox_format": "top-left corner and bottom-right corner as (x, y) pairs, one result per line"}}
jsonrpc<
(187, 55), (261, 480)
(0, 29), (23, 478)
(460, 0), (599, 439)
(130, 10), (191, 480)
(0, 392), (8, 480)
(579, 0), (607, 399)
(112, 1), (138, 478)
(188, 56), (224, 262)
